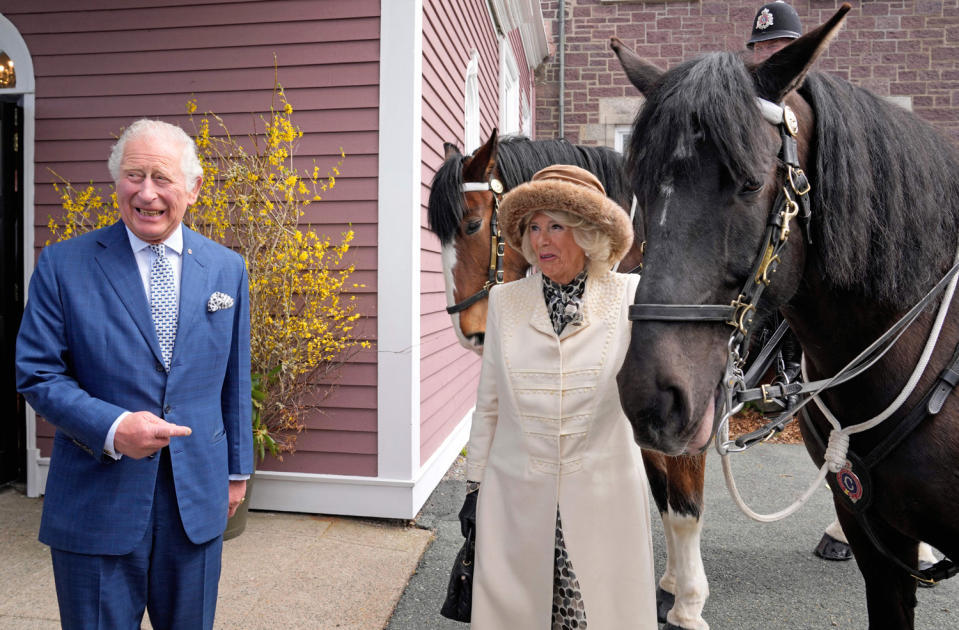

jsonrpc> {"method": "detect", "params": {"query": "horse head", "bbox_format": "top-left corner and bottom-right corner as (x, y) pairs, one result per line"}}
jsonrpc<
(612, 5), (850, 455)
(428, 130), (530, 352)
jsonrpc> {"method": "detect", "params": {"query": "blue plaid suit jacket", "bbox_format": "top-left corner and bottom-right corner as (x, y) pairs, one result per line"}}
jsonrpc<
(16, 221), (253, 554)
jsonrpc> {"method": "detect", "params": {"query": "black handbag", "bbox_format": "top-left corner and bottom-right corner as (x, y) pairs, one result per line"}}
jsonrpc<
(440, 528), (474, 622)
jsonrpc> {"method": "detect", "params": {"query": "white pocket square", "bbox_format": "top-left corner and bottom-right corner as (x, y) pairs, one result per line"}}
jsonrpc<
(207, 292), (235, 312)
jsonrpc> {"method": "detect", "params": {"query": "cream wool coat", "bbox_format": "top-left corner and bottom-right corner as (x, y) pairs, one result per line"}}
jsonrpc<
(467, 270), (657, 630)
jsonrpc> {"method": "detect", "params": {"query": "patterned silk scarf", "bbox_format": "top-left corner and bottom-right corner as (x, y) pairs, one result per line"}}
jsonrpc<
(542, 270), (588, 335)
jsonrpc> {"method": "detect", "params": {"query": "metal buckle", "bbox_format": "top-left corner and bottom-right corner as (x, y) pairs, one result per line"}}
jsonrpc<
(787, 167), (811, 196)
(727, 295), (755, 335)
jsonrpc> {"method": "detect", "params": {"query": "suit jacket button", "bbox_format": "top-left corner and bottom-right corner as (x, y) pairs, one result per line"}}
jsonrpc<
(148, 453), (156, 459)
(155, 363), (164, 372)
(164, 404), (171, 414)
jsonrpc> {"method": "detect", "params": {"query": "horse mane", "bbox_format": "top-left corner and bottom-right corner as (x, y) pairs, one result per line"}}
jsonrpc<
(427, 152), (468, 245)
(428, 136), (630, 246)
(626, 53), (773, 210)
(626, 51), (959, 309)
(800, 72), (959, 307)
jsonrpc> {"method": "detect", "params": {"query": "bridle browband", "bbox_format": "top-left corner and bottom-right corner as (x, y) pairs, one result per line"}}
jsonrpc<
(629, 98), (812, 372)
(445, 178), (506, 315)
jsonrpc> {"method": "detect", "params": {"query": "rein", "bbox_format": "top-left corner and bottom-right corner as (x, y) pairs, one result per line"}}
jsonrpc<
(445, 178), (506, 315)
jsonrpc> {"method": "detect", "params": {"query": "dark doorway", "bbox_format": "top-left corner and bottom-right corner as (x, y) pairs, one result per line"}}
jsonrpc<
(0, 98), (24, 486)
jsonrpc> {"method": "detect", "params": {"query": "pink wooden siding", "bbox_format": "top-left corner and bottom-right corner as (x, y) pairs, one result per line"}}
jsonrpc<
(419, 0), (502, 465)
(2, 0), (380, 476)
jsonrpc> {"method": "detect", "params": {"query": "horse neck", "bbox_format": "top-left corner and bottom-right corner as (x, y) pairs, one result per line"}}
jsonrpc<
(784, 278), (959, 427)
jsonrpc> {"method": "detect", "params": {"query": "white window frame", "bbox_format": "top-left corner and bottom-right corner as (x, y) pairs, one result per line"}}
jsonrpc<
(499, 38), (520, 135)
(614, 125), (632, 154)
(464, 50), (480, 153)
(521, 90), (532, 138)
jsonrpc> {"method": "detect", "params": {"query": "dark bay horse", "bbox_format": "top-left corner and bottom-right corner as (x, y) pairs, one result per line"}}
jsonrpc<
(428, 130), (710, 630)
(613, 5), (959, 628)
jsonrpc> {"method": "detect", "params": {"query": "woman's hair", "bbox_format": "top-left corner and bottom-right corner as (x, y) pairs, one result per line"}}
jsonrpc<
(108, 119), (203, 190)
(519, 209), (613, 277)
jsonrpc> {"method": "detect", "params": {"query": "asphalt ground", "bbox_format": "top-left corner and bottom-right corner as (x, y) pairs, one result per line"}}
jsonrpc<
(388, 444), (958, 630)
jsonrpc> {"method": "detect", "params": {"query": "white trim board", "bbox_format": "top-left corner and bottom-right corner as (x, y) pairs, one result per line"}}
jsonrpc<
(0, 13), (40, 497)
(250, 409), (470, 519)
(375, 0), (423, 484)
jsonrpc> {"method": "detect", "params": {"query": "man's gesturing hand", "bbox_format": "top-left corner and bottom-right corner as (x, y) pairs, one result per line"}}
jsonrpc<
(114, 411), (192, 459)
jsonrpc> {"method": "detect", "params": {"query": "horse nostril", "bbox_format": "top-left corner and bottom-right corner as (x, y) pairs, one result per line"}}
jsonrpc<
(660, 385), (687, 426)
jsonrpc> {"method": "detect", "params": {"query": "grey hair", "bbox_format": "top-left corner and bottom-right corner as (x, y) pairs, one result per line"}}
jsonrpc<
(519, 209), (613, 277)
(107, 119), (203, 190)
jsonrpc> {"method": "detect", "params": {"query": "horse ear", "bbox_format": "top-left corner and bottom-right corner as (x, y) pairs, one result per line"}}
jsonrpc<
(753, 3), (852, 102)
(463, 129), (499, 181)
(610, 37), (663, 96)
(443, 142), (461, 160)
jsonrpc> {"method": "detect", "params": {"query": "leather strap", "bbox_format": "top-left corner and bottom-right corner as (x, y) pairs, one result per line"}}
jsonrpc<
(862, 339), (959, 469)
(446, 287), (491, 314)
(743, 320), (792, 387)
(629, 303), (735, 322)
(927, 340), (959, 414)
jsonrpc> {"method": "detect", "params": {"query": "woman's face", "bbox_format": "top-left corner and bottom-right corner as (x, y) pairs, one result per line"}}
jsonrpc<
(527, 212), (586, 285)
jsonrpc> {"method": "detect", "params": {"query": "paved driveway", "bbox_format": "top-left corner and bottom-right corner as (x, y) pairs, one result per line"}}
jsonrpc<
(389, 444), (958, 629)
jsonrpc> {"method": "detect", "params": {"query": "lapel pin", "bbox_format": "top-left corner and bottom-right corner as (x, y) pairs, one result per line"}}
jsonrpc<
(187, 248), (193, 255)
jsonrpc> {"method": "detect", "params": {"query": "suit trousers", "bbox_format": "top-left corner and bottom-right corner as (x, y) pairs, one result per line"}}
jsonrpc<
(50, 448), (223, 630)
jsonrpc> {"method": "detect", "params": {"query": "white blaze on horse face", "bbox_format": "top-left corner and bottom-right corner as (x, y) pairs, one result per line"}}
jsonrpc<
(441, 243), (482, 354)
(659, 179), (674, 227)
(658, 138), (694, 227)
(660, 509), (710, 630)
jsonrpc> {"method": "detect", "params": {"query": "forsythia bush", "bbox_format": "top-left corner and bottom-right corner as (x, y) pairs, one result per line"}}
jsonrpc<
(48, 81), (369, 462)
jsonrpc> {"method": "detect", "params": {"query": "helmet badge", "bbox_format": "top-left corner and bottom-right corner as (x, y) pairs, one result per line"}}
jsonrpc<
(756, 8), (774, 31)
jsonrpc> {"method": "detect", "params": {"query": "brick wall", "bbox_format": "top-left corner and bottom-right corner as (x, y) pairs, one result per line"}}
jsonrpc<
(536, 0), (959, 146)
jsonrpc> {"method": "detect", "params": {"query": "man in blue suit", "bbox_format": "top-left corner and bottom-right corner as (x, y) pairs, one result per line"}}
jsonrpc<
(16, 119), (253, 629)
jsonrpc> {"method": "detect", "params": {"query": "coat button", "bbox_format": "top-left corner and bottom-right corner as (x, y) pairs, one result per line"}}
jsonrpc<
(164, 404), (171, 414)
(155, 363), (164, 372)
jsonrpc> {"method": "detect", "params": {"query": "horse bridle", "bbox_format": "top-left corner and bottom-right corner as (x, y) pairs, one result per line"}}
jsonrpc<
(445, 178), (506, 315)
(628, 98), (812, 408)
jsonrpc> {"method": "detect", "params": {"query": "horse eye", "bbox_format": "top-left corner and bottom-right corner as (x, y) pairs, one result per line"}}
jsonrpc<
(740, 180), (764, 196)
(465, 219), (482, 235)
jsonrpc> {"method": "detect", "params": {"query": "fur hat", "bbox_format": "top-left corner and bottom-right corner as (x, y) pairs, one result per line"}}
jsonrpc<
(499, 164), (634, 266)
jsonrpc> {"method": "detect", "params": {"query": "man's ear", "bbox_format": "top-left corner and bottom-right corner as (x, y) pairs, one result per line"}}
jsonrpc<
(187, 176), (202, 205)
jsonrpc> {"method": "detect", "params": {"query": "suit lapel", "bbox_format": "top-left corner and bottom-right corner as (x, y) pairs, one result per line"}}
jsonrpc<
(173, 228), (210, 367)
(94, 221), (165, 366)
(528, 274), (557, 338)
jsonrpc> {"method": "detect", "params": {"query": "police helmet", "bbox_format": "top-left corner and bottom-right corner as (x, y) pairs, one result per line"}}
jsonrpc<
(747, 1), (802, 47)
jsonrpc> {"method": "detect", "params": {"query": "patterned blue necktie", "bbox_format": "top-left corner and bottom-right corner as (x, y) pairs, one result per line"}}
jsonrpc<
(149, 243), (177, 371)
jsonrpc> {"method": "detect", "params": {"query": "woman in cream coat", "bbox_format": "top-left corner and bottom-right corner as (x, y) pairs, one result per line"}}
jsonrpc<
(464, 164), (657, 629)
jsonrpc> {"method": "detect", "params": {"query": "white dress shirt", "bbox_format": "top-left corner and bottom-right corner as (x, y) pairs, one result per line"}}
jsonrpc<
(102, 226), (184, 459)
